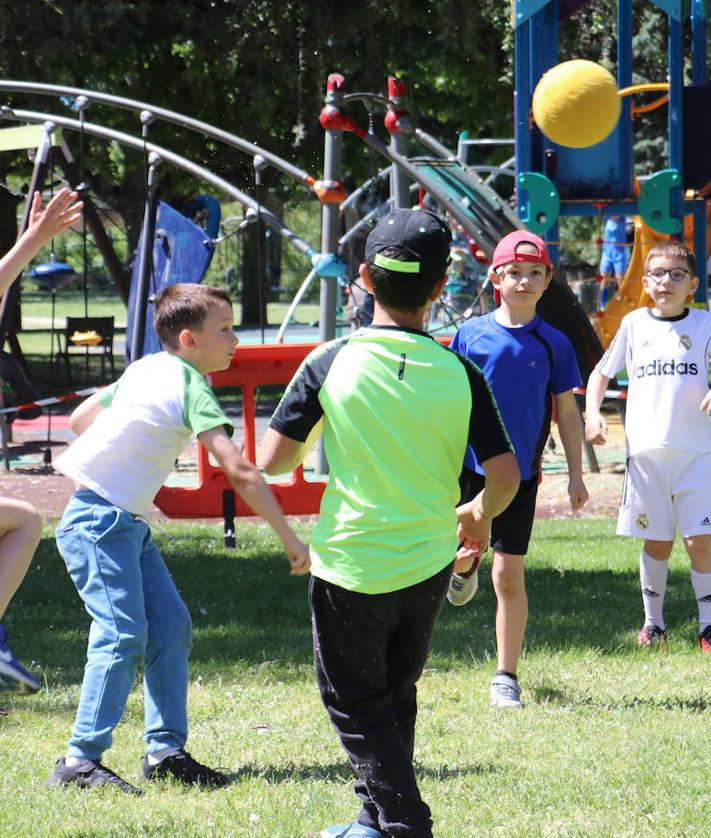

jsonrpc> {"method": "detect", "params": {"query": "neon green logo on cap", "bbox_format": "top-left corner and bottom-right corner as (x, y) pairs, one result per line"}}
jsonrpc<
(373, 253), (420, 273)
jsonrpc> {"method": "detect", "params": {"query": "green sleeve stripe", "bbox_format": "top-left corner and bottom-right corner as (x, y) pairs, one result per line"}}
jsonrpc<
(98, 381), (118, 407)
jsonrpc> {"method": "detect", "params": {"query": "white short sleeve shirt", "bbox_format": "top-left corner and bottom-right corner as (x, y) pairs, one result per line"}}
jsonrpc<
(596, 307), (711, 456)
(55, 352), (231, 514)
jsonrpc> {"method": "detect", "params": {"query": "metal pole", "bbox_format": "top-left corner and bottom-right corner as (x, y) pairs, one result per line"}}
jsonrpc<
(129, 151), (160, 363)
(319, 75), (344, 345)
(315, 74), (347, 474)
(387, 78), (411, 209)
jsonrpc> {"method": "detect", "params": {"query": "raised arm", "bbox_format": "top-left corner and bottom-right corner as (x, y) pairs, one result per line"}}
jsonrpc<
(199, 425), (310, 575)
(0, 188), (83, 295)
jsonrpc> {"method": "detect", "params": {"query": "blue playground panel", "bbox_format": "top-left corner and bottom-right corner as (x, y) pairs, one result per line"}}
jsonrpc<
(126, 201), (216, 358)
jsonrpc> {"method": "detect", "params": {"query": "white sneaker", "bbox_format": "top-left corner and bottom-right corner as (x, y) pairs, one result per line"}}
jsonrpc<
(447, 556), (481, 606)
(490, 674), (523, 709)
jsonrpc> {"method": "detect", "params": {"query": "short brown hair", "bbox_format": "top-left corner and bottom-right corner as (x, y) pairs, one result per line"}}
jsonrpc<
(153, 283), (232, 350)
(644, 240), (697, 276)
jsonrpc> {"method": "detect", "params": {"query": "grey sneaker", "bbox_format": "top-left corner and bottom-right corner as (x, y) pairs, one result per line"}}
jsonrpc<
(447, 557), (481, 607)
(490, 674), (523, 709)
(46, 757), (143, 795)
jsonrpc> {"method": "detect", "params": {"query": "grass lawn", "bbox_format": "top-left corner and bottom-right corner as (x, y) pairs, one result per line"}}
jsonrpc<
(18, 289), (321, 339)
(1, 516), (709, 837)
(13, 290), (321, 398)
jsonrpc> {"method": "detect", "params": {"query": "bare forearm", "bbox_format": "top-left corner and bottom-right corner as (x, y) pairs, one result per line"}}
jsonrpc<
(258, 427), (307, 475)
(557, 408), (584, 478)
(458, 452), (519, 528)
(0, 232), (43, 295)
(585, 370), (609, 419)
(228, 463), (294, 543)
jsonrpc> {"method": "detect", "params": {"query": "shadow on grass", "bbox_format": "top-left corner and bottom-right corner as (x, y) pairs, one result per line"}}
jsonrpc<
(228, 759), (501, 784)
(6, 523), (698, 687)
(530, 685), (709, 713)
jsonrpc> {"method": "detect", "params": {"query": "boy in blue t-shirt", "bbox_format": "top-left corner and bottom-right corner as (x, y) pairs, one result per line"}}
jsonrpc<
(449, 230), (589, 709)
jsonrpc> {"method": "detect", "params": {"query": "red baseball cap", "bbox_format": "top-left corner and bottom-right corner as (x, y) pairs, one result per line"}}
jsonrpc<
(491, 230), (553, 271)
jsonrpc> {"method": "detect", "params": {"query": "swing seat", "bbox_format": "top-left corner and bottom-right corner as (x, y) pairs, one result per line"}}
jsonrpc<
(60, 316), (116, 383)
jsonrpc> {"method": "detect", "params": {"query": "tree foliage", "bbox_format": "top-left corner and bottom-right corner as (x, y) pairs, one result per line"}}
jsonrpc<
(0, 1), (695, 314)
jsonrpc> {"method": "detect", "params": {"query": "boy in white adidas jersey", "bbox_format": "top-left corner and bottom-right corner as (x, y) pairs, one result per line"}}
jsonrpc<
(47, 283), (309, 794)
(585, 240), (711, 653)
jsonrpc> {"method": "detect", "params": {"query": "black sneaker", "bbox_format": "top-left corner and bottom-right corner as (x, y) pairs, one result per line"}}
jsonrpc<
(46, 757), (143, 795)
(142, 749), (230, 788)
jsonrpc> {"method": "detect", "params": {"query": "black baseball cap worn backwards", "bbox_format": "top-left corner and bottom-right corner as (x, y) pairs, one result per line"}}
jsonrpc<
(365, 208), (452, 276)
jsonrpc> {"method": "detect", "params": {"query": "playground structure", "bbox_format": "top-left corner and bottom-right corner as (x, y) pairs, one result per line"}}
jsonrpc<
(0, 0), (708, 532)
(513, 0), (710, 349)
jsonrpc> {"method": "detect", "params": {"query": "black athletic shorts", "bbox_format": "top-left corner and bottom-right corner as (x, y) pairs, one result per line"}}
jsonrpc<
(458, 467), (539, 557)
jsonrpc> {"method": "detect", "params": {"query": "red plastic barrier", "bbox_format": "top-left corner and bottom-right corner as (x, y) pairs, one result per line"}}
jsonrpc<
(154, 342), (326, 519)
(154, 335), (454, 520)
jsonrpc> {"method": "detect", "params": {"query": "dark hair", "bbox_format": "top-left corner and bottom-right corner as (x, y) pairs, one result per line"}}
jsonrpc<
(153, 283), (232, 350)
(367, 246), (446, 312)
(644, 240), (697, 276)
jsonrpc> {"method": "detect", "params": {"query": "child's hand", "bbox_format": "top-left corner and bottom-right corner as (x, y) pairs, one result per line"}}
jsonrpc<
(284, 537), (310, 576)
(584, 413), (608, 445)
(454, 543), (482, 574)
(567, 475), (589, 512)
(27, 187), (83, 243)
(700, 390), (711, 416)
(455, 519), (489, 560)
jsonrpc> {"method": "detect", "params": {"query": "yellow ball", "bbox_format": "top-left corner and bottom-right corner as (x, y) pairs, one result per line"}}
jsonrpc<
(532, 59), (621, 148)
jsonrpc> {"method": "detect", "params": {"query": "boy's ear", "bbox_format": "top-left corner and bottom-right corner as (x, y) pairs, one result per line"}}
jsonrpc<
(488, 268), (502, 289)
(428, 274), (448, 302)
(688, 275), (700, 300)
(359, 262), (374, 293)
(177, 327), (196, 349)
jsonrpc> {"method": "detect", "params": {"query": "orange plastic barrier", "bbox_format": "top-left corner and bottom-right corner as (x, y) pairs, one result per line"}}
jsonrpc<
(154, 342), (327, 519)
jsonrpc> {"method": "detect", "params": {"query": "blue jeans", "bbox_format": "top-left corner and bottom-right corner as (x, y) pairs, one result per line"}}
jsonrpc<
(56, 489), (192, 761)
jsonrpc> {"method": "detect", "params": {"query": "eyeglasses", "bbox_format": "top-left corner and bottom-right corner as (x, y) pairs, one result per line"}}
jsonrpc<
(646, 267), (691, 283)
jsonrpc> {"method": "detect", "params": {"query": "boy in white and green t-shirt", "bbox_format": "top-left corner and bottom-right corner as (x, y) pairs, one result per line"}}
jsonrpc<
(48, 283), (309, 794)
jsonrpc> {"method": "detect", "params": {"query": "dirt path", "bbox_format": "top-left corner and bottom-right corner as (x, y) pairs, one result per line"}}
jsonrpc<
(0, 411), (626, 522)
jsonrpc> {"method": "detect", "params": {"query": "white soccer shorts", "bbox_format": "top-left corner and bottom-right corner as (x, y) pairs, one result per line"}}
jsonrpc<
(617, 449), (711, 540)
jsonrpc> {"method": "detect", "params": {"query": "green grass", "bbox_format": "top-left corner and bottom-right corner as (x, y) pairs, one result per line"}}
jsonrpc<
(2, 517), (709, 837)
(18, 289), (321, 338)
(14, 290), (321, 396)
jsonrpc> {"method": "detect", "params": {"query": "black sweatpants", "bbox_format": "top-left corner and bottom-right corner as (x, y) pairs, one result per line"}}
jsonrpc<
(309, 561), (452, 838)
